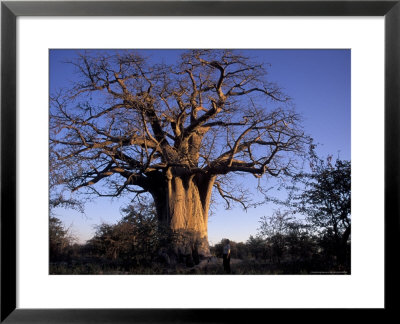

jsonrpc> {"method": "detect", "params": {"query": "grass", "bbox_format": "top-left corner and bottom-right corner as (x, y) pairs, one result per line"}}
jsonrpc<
(50, 256), (349, 275)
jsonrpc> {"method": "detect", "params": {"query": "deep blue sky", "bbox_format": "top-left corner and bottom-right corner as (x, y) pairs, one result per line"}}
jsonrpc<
(50, 49), (350, 244)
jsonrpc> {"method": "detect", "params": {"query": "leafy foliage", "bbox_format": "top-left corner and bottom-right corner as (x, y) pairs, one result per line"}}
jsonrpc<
(257, 155), (351, 269)
(85, 200), (174, 268)
(292, 156), (351, 266)
(49, 216), (75, 262)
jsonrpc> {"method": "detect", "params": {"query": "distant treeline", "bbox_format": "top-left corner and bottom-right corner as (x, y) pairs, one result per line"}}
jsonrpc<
(50, 213), (350, 274)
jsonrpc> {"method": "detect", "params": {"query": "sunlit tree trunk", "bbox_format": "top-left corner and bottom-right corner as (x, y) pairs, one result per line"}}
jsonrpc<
(151, 169), (215, 258)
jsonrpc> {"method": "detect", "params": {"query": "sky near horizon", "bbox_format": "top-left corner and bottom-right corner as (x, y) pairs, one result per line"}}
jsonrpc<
(49, 49), (350, 245)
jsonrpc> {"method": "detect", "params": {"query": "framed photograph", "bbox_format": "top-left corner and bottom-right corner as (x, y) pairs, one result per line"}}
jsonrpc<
(1, 0), (399, 322)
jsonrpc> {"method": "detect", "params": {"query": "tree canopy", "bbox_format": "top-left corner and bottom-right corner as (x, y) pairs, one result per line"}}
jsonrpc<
(50, 50), (308, 202)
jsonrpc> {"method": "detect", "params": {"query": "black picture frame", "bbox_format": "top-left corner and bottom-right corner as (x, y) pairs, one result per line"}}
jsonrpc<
(1, 0), (399, 322)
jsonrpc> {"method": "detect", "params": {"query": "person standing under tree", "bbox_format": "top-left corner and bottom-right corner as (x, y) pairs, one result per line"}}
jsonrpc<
(223, 239), (231, 274)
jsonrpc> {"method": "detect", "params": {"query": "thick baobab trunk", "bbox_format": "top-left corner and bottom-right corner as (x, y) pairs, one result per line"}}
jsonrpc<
(151, 168), (215, 261)
(167, 172), (215, 258)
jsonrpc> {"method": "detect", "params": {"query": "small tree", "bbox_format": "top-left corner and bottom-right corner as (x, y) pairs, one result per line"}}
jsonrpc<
(49, 216), (75, 262)
(258, 210), (289, 263)
(245, 235), (266, 260)
(87, 199), (170, 267)
(284, 222), (316, 262)
(258, 210), (311, 263)
(292, 156), (351, 266)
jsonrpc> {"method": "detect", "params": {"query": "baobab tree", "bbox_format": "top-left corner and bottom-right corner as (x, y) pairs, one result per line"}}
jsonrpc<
(50, 49), (309, 258)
